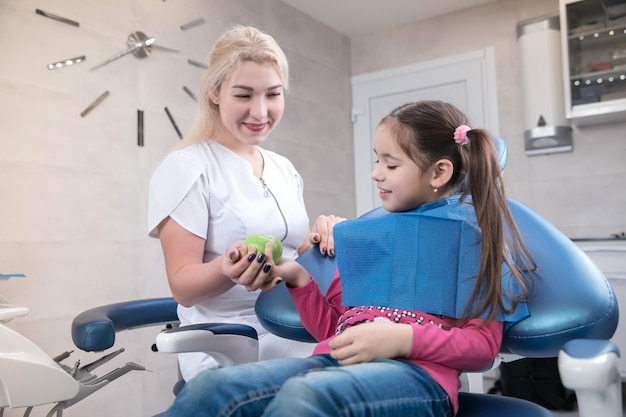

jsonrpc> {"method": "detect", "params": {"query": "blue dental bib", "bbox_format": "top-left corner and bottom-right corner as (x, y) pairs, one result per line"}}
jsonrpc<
(334, 196), (528, 323)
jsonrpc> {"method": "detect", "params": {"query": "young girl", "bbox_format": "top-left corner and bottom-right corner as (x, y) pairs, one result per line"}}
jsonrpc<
(163, 100), (535, 417)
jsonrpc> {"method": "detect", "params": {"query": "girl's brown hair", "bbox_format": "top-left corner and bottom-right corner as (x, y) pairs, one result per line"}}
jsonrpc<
(381, 100), (534, 322)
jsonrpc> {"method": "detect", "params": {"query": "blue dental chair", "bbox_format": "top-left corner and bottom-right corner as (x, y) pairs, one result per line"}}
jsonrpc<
(69, 137), (620, 417)
(71, 203), (620, 417)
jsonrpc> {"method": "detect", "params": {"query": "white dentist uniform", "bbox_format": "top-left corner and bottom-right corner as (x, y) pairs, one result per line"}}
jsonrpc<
(148, 141), (314, 381)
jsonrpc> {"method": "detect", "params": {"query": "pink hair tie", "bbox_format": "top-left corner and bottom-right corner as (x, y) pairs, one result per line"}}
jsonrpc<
(454, 125), (471, 145)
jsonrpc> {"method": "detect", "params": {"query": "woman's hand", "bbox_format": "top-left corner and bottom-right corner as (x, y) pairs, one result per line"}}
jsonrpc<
(222, 244), (312, 292)
(222, 242), (280, 292)
(305, 214), (346, 257)
(328, 322), (413, 365)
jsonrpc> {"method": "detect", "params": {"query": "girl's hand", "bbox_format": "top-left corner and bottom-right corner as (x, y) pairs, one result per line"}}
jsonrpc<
(328, 322), (413, 365)
(308, 215), (346, 257)
(271, 259), (311, 289)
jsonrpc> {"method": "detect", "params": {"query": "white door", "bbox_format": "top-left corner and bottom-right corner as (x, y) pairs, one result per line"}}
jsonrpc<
(351, 48), (499, 216)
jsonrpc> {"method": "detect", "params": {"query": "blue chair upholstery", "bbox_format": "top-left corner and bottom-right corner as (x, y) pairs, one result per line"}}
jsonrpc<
(72, 297), (178, 352)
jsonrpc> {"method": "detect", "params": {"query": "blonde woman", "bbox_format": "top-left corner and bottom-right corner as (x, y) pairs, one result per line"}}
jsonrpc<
(148, 25), (342, 382)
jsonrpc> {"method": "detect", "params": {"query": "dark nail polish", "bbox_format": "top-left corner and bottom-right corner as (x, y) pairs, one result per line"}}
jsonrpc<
(247, 253), (256, 262)
(312, 235), (319, 243)
(321, 247), (327, 255)
(257, 253), (266, 263)
(263, 263), (271, 273)
(329, 249), (335, 257)
(229, 251), (236, 260)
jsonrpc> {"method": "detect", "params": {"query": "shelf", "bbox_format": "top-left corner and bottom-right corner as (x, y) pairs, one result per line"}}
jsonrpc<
(570, 66), (626, 80)
(568, 22), (626, 39)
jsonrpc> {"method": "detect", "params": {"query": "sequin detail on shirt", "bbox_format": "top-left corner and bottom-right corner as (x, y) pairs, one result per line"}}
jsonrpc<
(335, 306), (450, 334)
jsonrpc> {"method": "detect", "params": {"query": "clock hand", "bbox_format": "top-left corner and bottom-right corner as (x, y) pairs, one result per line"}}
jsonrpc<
(90, 35), (155, 71)
(152, 44), (180, 53)
(128, 31), (180, 55)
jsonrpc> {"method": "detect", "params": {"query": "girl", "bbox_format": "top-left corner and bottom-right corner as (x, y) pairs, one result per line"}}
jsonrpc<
(164, 100), (534, 417)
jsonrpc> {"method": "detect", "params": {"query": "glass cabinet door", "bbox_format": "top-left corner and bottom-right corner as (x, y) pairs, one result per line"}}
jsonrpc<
(561, 0), (626, 124)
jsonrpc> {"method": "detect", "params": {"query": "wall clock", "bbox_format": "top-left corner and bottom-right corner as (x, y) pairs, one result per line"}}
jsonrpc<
(35, 5), (209, 147)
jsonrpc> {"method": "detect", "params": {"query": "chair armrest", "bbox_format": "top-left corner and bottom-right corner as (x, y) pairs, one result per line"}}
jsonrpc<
(156, 323), (259, 366)
(72, 298), (179, 352)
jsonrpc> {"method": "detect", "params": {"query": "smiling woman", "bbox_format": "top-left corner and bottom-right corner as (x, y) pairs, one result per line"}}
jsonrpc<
(147, 25), (343, 383)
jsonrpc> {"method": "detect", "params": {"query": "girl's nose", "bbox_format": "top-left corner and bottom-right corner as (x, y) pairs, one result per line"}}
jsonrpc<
(371, 165), (381, 182)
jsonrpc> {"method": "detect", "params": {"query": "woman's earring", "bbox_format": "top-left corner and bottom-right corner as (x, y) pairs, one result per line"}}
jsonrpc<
(433, 186), (438, 193)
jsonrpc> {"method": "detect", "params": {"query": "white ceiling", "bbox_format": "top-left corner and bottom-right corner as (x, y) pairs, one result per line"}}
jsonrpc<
(280, 0), (501, 38)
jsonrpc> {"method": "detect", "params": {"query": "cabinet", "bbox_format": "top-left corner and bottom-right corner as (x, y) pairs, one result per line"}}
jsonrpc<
(559, 0), (626, 124)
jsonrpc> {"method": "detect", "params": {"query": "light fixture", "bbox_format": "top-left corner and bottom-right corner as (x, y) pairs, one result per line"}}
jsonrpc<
(517, 15), (573, 156)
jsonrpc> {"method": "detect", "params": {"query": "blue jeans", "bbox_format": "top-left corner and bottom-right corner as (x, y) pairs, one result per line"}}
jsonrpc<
(164, 354), (451, 417)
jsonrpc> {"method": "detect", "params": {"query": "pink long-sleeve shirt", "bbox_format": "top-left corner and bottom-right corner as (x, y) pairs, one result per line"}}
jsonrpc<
(288, 272), (503, 416)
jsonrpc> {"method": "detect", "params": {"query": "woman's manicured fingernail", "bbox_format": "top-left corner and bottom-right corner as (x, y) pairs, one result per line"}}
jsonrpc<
(257, 253), (266, 263)
(229, 251), (236, 260)
(321, 247), (327, 255)
(247, 253), (256, 262)
(312, 235), (319, 243)
(263, 263), (271, 273)
(329, 249), (335, 257)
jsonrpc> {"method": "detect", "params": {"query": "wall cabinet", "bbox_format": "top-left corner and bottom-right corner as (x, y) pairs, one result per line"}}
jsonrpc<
(559, 0), (626, 124)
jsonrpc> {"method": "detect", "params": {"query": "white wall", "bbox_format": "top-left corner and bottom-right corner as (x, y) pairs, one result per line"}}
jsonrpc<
(350, 0), (626, 239)
(0, 0), (353, 415)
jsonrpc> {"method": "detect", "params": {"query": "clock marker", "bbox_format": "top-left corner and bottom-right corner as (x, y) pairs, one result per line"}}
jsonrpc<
(180, 18), (205, 31)
(187, 59), (208, 69)
(138, 110), (144, 147)
(164, 107), (183, 139)
(183, 86), (197, 101)
(47, 55), (86, 70)
(35, 9), (79, 27)
(80, 90), (110, 117)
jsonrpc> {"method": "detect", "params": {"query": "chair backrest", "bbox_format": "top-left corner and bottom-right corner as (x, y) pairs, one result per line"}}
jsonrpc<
(255, 199), (618, 356)
(503, 198), (617, 356)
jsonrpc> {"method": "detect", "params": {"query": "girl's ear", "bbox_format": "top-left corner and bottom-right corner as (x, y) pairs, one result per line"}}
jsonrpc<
(431, 159), (453, 189)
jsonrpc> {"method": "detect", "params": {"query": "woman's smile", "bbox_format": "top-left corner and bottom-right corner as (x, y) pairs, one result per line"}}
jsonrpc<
(244, 122), (269, 132)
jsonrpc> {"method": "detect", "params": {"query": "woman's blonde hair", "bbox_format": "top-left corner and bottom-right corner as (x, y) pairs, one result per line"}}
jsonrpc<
(180, 25), (289, 147)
